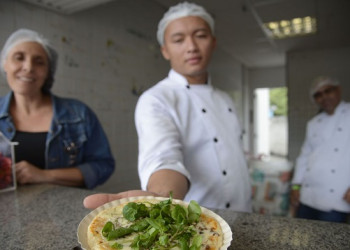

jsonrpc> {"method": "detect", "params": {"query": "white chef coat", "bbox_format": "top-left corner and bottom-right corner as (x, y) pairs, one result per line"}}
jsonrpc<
(135, 69), (252, 212)
(292, 101), (350, 212)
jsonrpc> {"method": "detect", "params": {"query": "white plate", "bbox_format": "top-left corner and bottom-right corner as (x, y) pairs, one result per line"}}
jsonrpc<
(77, 196), (232, 249)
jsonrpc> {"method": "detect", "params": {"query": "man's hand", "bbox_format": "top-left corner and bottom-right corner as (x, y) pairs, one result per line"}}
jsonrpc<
(83, 169), (189, 210)
(290, 190), (300, 207)
(83, 190), (157, 209)
(343, 188), (350, 204)
(290, 189), (300, 217)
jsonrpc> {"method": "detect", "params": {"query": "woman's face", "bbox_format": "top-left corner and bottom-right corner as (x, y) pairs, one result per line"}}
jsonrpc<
(3, 41), (49, 96)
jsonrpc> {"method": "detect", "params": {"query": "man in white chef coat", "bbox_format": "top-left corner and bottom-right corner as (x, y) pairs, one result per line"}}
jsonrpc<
(291, 76), (350, 223)
(84, 2), (252, 212)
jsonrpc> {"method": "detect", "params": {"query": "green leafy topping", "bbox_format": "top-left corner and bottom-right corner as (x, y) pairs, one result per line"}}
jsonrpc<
(107, 219), (149, 241)
(123, 202), (149, 221)
(101, 194), (202, 249)
(111, 242), (123, 249)
(102, 221), (114, 237)
(190, 235), (203, 250)
(188, 200), (201, 224)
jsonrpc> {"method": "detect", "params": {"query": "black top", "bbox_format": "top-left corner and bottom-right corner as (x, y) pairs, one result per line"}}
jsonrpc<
(13, 131), (47, 169)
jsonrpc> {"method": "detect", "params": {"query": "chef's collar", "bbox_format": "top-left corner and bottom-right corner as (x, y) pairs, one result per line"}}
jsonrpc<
(332, 101), (346, 115)
(168, 69), (212, 87)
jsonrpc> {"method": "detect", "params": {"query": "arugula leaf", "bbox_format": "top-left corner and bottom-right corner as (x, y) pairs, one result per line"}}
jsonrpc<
(178, 237), (190, 250)
(107, 219), (149, 240)
(130, 235), (141, 249)
(102, 221), (114, 237)
(122, 202), (149, 221)
(187, 200), (201, 224)
(158, 234), (169, 246)
(129, 219), (149, 232)
(171, 204), (188, 224)
(130, 228), (159, 249)
(145, 217), (167, 233)
(107, 227), (133, 240)
(143, 227), (159, 248)
(149, 207), (160, 219)
(111, 242), (123, 249)
(190, 235), (203, 250)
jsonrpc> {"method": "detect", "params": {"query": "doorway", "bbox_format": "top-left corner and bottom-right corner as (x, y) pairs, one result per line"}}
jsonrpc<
(250, 87), (291, 216)
(253, 87), (288, 159)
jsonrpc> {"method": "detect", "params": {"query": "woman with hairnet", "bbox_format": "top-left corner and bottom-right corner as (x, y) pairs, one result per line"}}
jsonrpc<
(0, 28), (115, 189)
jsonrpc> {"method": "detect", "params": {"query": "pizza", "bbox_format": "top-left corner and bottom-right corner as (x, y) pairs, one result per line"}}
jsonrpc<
(86, 196), (226, 250)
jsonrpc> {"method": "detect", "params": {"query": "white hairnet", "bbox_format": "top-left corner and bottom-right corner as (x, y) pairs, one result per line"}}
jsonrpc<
(157, 2), (215, 46)
(310, 76), (339, 98)
(0, 28), (58, 93)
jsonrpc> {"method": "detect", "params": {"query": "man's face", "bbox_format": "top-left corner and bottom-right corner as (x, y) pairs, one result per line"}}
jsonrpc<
(313, 84), (341, 115)
(161, 16), (216, 84)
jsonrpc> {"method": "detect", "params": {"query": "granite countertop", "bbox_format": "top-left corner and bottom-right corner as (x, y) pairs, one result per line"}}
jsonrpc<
(1, 184), (350, 250)
(224, 211), (350, 250)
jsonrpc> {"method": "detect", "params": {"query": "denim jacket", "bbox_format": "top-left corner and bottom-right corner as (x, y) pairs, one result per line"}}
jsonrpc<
(0, 92), (115, 189)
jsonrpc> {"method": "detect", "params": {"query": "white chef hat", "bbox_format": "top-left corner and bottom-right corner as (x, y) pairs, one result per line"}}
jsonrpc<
(310, 76), (339, 98)
(0, 28), (58, 93)
(157, 2), (215, 46)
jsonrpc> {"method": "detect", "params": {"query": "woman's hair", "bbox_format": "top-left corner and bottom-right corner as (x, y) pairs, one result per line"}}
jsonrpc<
(157, 1), (215, 46)
(0, 28), (58, 93)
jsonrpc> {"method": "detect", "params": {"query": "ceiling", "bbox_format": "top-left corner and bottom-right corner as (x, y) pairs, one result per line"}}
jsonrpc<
(20, 0), (115, 15)
(152, 0), (350, 68)
(21, 0), (350, 68)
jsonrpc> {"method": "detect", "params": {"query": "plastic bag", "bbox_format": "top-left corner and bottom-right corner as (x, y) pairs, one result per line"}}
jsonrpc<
(0, 132), (18, 192)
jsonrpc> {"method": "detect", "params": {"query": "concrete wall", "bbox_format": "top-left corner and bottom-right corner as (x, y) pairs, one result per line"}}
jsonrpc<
(287, 46), (350, 163)
(0, 0), (245, 192)
(248, 66), (286, 89)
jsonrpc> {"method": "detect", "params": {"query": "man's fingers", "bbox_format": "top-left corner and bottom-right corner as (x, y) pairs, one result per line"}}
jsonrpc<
(83, 193), (121, 209)
(83, 190), (159, 209)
